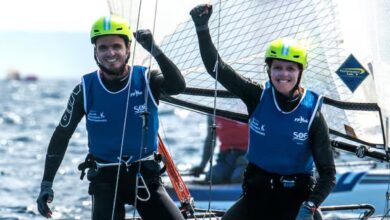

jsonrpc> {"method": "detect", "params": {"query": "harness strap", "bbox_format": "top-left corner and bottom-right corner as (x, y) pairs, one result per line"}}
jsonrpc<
(77, 152), (162, 180)
(244, 162), (314, 190)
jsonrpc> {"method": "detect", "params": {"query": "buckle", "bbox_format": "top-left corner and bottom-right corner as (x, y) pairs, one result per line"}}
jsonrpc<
(280, 176), (296, 188)
(303, 201), (317, 213)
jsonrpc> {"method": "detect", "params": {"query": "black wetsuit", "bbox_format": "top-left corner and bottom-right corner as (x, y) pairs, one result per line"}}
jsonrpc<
(196, 29), (336, 220)
(41, 52), (186, 220)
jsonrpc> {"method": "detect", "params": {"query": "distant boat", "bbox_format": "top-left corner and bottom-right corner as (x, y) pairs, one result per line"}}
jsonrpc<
(5, 70), (21, 81)
(5, 71), (38, 82)
(23, 74), (39, 82)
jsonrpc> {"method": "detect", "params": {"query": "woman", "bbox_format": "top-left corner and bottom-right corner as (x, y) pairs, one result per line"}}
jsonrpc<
(190, 4), (336, 220)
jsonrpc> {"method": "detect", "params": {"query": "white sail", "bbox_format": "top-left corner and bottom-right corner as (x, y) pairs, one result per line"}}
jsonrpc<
(338, 0), (390, 114)
(151, 0), (387, 146)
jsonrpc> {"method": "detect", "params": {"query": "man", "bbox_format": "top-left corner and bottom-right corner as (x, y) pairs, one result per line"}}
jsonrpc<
(191, 115), (248, 184)
(36, 15), (185, 220)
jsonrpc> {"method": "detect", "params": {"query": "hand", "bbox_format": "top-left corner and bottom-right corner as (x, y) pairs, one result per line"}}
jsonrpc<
(134, 29), (156, 53)
(36, 181), (54, 218)
(295, 203), (315, 220)
(190, 165), (205, 177)
(190, 4), (213, 27)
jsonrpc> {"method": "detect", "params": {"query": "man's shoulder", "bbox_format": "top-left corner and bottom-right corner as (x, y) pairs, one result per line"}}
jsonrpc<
(82, 70), (98, 78)
(133, 65), (147, 72)
(72, 83), (83, 95)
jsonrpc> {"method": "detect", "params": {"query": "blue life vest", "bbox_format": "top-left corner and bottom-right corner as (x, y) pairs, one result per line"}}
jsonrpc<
(82, 66), (158, 162)
(247, 83), (322, 175)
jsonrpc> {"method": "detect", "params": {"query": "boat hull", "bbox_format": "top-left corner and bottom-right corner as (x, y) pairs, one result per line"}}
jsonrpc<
(165, 169), (390, 215)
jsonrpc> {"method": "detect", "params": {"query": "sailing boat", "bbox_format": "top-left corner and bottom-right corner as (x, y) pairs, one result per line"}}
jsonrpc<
(108, 0), (390, 219)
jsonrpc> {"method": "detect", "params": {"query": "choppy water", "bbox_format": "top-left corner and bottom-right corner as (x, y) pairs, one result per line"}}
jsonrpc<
(0, 79), (209, 219)
(0, 79), (389, 219)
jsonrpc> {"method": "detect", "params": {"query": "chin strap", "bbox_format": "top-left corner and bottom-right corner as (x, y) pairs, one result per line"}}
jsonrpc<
(289, 70), (303, 99)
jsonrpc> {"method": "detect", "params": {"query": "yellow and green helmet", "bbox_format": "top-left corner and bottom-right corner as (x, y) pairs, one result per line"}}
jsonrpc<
(265, 38), (308, 69)
(90, 15), (132, 44)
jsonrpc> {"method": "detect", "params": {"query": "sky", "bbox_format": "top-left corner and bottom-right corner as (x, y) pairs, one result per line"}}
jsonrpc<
(0, 0), (205, 79)
(1, 0), (388, 82)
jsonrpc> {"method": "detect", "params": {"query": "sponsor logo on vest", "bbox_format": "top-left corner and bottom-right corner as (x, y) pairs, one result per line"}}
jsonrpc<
(250, 118), (266, 136)
(292, 132), (308, 143)
(87, 110), (107, 122)
(294, 116), (308, 124)
(134, 104), (147, 114)
(130, 90), (143, 97)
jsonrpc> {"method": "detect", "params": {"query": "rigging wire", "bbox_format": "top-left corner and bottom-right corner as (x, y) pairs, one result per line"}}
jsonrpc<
(104, 0), (150, 219)
(106, 0), (390, 219)
(384, 117), (390, 218)
(207, 0), (223, 213)
(131, 0), (159, 218)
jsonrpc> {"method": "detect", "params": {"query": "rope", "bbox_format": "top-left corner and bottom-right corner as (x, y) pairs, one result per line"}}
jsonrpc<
(157, 134), (196, 216)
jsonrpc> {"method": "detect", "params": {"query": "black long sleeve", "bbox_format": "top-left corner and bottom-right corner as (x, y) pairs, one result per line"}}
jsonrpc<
(149, 53), (186, 102)
(42, 84), (84, 182)
(308, 112), (336, 206)
(196, 29), (261, 116)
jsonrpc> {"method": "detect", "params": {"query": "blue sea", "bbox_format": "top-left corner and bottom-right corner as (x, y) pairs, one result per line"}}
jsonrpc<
(0, 79), (209, 219)
(0, 79), (389, 220)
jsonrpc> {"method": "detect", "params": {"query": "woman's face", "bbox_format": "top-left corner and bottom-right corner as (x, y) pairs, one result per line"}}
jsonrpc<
(269, 59), (301, 96)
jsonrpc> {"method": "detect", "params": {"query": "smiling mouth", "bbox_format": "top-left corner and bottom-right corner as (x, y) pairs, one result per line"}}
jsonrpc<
(106, 58), (118, 63)
(277, 79), (290, 83)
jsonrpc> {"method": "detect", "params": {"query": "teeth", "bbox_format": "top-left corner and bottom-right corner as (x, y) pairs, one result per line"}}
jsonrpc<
(107, 58), (117, 63)
(278, 79), (289, 83)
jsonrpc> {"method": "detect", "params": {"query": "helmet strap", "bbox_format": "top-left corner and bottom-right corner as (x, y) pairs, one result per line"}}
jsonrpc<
(289, 71), (303, 98)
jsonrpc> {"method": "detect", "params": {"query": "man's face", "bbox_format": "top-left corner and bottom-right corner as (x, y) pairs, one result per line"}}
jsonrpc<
(95, 35), (130, 74)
